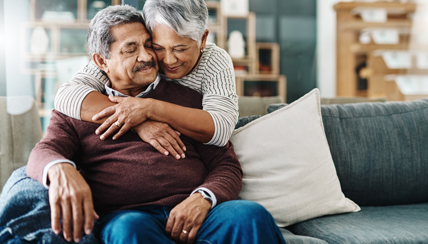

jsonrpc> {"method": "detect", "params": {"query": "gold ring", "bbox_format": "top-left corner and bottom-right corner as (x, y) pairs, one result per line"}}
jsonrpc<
(114, 121), (122, 128)
(182, 230), (188, 234)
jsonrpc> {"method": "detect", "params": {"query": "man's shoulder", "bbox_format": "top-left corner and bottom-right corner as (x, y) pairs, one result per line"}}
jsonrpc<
(153, 78), (203, 109)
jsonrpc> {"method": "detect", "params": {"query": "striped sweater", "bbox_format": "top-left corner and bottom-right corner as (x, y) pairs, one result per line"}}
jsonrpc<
(54, 42), (238, 146)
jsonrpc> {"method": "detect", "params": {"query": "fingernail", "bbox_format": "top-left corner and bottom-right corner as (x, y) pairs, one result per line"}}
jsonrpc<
(181, 154), (186, 159)
(95, 130), (99, 135)
(66, 237), (72, 242)
(75, 238), (81, 243)
(183, 146), (187, 151)
(112, 136), (116, 140)
(86, 229), (92, 235)
(176, 155), (180, 159)
(164, 151), (169, 155)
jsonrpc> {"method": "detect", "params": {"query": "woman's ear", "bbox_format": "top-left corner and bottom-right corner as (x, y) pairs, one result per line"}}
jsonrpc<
(200, 29), (209, 50)
(92, 53), (109, 73)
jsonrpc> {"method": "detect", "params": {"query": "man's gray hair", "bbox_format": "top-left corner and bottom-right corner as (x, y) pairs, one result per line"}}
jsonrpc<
(87, 5), (145, 59)
(143, 0), (208, 46)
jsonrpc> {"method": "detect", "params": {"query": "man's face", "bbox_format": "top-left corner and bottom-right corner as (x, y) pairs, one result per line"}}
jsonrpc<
(103, 22), (158, 93)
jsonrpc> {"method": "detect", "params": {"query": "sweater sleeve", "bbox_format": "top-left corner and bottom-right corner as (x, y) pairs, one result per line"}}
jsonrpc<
(26, 111), (80, 184)
(193, 141), (243, 205)
(202, 49), (239, 147)
(54, 61), (109, 120)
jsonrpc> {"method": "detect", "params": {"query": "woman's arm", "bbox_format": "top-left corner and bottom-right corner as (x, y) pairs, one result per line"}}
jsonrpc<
(54, 61), (108, 120)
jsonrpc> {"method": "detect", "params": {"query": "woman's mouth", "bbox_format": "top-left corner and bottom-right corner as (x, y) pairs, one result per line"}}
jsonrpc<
(164, 65), (180, 72)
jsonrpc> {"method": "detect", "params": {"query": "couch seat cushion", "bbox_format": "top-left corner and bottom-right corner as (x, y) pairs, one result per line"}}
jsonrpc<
(289, 203), (428, 244)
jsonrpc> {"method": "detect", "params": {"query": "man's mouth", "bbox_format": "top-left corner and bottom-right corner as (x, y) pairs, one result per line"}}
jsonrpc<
(133, 61), (155, 72)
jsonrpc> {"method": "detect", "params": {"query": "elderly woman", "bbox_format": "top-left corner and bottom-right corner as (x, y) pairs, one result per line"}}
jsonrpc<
(54, 0), (238, 159)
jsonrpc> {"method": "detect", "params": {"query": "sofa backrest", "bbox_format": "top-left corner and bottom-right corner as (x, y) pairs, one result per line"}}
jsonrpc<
(265, 99), (428, 206)
(0, 96), (42, 192)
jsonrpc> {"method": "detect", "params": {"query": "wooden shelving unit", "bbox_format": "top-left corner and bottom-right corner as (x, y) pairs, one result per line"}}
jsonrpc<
(334, 1), (428, 101)
(206, 1), (286, 101)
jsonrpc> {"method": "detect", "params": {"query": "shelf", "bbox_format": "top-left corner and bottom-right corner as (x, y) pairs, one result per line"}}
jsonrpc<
(338, 20), (413, 31)
(334, 2), (418, 12)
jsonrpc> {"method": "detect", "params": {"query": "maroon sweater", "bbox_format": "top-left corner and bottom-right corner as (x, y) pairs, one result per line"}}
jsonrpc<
(26, 79), (243, 216)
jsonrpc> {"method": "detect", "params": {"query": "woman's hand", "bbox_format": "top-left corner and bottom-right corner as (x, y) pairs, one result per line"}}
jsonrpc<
(93, 96), (152, 140)
(134, 121), (186, 159)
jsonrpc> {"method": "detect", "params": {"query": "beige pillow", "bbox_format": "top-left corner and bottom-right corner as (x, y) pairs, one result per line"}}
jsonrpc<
(230, 89), (360, 227)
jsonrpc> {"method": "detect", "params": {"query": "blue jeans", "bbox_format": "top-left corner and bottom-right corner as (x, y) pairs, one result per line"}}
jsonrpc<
(99, 201), (286, 244)
(1, 167), (286, 244)
(0, 166), (99, 244)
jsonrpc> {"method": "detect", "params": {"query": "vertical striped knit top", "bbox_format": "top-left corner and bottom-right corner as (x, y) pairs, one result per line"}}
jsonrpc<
(54, 42), (239, 146)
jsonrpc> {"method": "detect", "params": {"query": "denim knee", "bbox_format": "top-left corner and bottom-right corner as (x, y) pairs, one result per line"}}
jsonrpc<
(219, 200), (272, 222)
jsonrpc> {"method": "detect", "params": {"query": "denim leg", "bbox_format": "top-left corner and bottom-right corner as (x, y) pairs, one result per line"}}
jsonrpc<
(196, 200), (286, 244)
(99, 207), (174, 244)
(0, 166), (99, 244)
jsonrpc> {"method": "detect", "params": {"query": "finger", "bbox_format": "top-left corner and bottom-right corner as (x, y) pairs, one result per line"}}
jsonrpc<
(165, 214), (175, 235)
(167, 130), (186, 154)
(61, 199), (73, 242)
(187, 227), (199, 244)
(50, 200), (62, 235)
(83, 194), (96, 235)
(96, 113), (119, 135)
(112, 123), (133, 140)
(148, 139), (169, 156)
(108, 95), (125, 103)
(163, 133), (185, 159)
(100, 122), (121, 140)
(170, 215), (185, 242)
(179, 227), (190, 244)
(158, 138), (181, 160)
(92, 106), (116, 121)
(71, 198), (84, 243)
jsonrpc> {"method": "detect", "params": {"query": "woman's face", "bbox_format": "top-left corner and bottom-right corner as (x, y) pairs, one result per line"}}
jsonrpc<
(151, 24), (208, 79)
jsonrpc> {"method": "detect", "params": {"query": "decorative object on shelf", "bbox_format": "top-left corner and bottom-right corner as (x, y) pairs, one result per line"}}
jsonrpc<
(228, 30), (245, 58)
(220, 0), (248, 16)
(375, 50), (412, 69)
(30, 27), (50, 55)
(371, 28), (399, 44)
(416, 52), (428, 69)
(359, 32), (371, 44)
(355, 8), (388, 22)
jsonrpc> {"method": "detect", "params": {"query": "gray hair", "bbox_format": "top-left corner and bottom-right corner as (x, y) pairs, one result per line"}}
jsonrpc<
(143, 0), (208, 46)
(87, 5), (145, 59)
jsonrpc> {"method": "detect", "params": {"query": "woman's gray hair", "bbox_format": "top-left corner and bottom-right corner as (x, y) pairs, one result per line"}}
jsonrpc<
(87, 5), (145, 59)
(143, 0), (208, 46)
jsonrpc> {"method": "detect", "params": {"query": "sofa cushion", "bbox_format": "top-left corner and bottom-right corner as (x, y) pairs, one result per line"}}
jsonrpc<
(268, 99), (428, 206)
(231, 89), (359, 227)
(289, 203), (428, 244)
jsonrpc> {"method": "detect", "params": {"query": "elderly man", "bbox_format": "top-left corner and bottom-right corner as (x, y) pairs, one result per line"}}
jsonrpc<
(0, 5), (286, 244)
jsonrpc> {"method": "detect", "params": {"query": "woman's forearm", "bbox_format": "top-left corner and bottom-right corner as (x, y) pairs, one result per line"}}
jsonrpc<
(80, 91), (116, 123)
(147, 99), (215, 143)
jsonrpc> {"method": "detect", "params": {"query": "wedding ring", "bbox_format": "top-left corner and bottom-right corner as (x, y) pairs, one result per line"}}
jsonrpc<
(114, 121), (122, 128)
(182, 230), (188, 234)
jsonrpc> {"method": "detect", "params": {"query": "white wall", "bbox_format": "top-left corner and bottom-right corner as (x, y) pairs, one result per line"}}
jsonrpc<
(317, 0), (352, 98)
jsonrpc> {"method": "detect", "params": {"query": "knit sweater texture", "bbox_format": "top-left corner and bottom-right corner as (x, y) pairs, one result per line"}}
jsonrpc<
(26, 79), (243, 216)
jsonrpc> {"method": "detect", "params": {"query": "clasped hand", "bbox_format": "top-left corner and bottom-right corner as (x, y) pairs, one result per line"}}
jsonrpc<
(92, 96), (186, 159)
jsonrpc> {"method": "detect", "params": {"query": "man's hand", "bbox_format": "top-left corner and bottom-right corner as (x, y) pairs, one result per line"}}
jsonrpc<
(166, 193), (211, 244)
(93, 96), (152, 140)
(48, 163), (98, 243)
(134, 121), (186, 159)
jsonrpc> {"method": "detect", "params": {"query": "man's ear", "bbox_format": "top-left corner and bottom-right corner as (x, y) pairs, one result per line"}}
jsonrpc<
(200, 29), (209, 51)
(92, 53), (109, 73)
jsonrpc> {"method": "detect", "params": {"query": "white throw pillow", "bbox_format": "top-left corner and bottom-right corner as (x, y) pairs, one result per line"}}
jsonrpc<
(230, 89), (360, 227)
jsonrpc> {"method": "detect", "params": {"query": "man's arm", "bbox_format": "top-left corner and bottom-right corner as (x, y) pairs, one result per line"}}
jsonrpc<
(166, 141), (243, 244)
(26, 111), (97, 243)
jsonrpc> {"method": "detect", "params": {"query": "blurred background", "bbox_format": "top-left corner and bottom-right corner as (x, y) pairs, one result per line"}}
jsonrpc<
(0, 0), (427, 131)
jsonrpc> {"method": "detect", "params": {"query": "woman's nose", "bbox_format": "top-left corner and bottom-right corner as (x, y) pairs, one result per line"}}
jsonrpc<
(163, 51), (177, 65)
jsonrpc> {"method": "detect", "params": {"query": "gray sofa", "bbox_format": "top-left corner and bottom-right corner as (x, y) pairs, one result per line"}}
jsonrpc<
(2, 96), (428, 243)
(236, 97), (428, 244)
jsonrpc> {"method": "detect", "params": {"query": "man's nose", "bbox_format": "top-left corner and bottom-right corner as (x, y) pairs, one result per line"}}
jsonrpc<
(137, 47), (152, 62)
(163, 51), (177, 65)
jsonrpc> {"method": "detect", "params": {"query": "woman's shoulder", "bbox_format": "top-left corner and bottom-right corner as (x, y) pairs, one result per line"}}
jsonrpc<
(198, 42), (233, 73)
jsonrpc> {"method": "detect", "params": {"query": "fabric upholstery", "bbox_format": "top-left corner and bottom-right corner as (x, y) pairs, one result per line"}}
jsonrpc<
(238, 96), (284, 117)
(231, 89), (359, 227)
(268, 99), (428, 206)
(289, 203), (428, 244)
(0, 97), (42, 192)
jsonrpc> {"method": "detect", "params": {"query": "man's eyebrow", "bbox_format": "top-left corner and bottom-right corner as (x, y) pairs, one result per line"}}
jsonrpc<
(152, 42), (188, 48)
